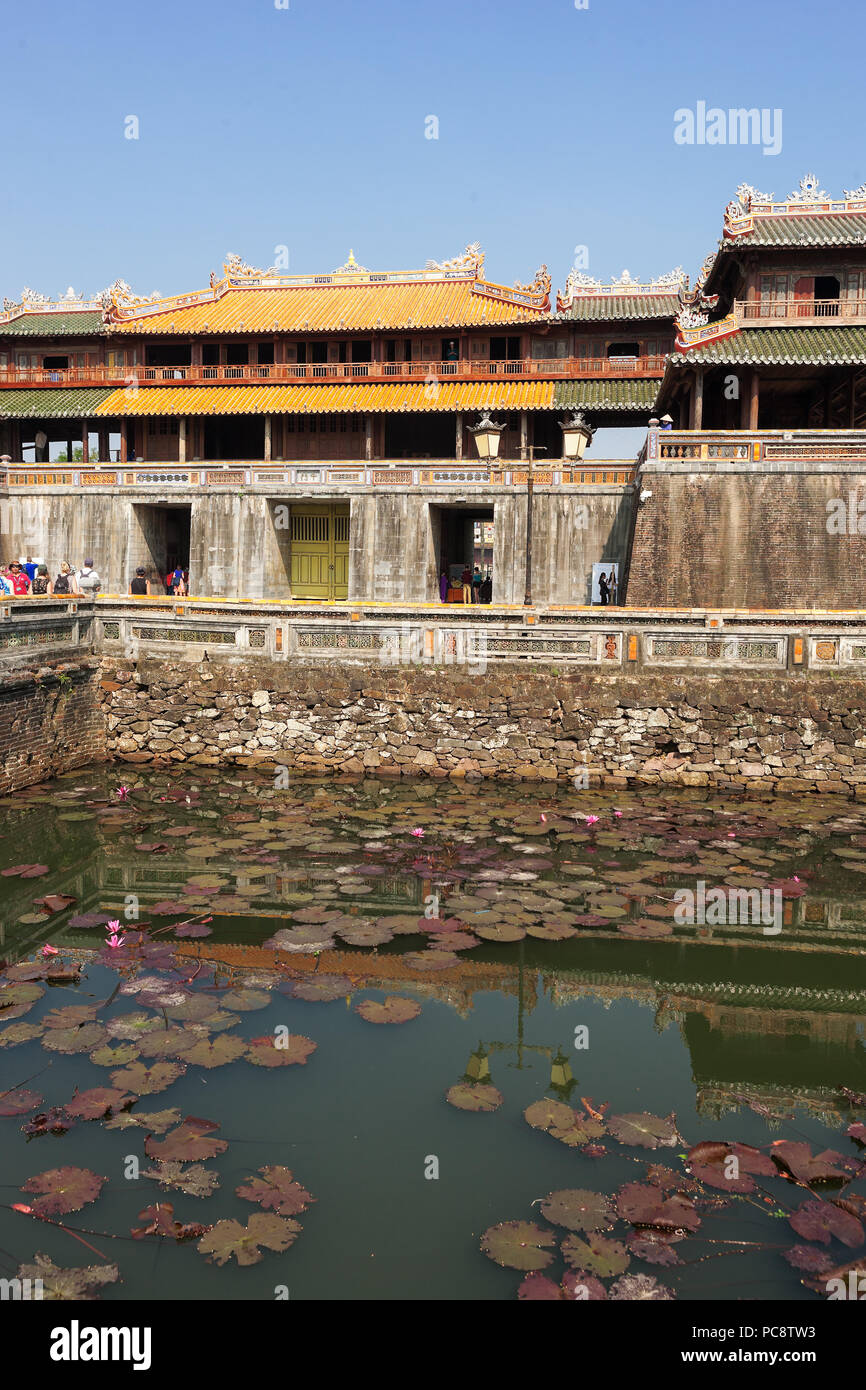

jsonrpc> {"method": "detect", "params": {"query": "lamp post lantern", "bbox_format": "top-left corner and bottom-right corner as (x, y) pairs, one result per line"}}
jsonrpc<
(559, 410), (595, 461)
(468, 413), (506, 462)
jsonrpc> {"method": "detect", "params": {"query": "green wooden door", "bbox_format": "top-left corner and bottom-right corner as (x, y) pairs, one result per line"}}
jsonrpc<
(290, 504), (349, 601)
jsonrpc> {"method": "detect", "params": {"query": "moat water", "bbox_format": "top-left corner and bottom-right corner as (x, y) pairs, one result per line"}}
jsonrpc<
(1, 768), (864, 1302)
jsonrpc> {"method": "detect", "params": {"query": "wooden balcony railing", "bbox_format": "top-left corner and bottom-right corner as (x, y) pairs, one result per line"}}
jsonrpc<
(0, 355), (668, 390)
(648, 426), (866, 465)
(735, 297), (866, 323)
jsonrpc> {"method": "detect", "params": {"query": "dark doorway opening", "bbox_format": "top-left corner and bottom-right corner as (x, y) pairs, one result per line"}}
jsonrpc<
(384, 412), (455, 458)
(431, 504), (495, 603)
(203, 416), (264, 459)
(133, 504), (191, 591)
(145, 343), (192, 368)
(815, 275), (841, 316)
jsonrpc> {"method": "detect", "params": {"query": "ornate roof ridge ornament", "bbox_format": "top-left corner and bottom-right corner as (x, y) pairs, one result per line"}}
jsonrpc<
(558, 266), (687, 308)
(513, 264), (552, 297)
(223, 252), (279, 280)
(333, 249), (370, 274)
(674, 251), (721, 336)
(786, 173), (830, 203)
(724, 173), (866, 238)
(424, 242), (485, 275)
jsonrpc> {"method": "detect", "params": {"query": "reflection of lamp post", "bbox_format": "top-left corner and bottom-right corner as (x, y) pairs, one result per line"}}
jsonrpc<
(464, 1044), (491, 1082)
(559, 410), (595, 462)
(469, 413), (506, 462)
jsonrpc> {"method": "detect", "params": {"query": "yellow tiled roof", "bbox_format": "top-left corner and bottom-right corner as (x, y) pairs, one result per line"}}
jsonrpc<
(108, 276), (547, 335)
(95, 381), (559, 416)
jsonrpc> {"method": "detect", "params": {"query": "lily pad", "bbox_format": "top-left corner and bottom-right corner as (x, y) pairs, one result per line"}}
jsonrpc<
(480, 1221), (556, 1271)
(197, 1213), (302, 1267)
(246, 1034), (317, 1067)
(236, 1166), (316, 1216)
(140, 1161), (220, 1197)
(539, 1189), (613, 1233)
(608, 1112), (678, 1150)
(355, 997), (422, 1025)
(131, 1203), (211, 1242)
(291, 974), (352, 1002)
(145, 1116), (228, 1163)
(561, 1233), (630, 1278)
(110, 1061), (187, 1095)
(20, 1166), (106, 1216)
(64, 1088), (133, 1121)
(0, 1087), (43, 1116)
(16, 1253), (119, 1300)
(445, 1083), (503, 1112)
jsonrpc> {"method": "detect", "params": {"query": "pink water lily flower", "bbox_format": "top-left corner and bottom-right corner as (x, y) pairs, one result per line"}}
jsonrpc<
(540, 813), (547, 823)
(39, 944), (59, 957)
(116, 785), (129, 800)
(585, 815), (600, 826)
(613, 811), (623, 818)
(105, 918), (125, 948)
(410, 827), (425, 838)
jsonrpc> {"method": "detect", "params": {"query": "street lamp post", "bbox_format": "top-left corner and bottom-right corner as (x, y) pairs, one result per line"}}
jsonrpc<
(522, 444), (547, 607)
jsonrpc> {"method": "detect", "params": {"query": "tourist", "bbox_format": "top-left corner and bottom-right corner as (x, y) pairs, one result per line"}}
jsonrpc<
(129, 567), (151, 596)
(22, 555), (38, 583)
(439, 570), (449, 603)
(31, 564), (50, 595)
(49, 561), (80, 596)
(608, 569), (618, 605)
(480, 572), (493, 604)
(166, 566), (183, 595)
(598, 572), (610, 605)
(5, 560), (31, 595)
(78, 558), (102, 595)
(471, 565), (482, 602)
(0, 568), (11, 596)
(461, 564), (473, 604)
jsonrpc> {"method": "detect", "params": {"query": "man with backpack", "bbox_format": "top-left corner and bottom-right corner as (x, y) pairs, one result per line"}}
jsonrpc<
(78, 559), (102, 596)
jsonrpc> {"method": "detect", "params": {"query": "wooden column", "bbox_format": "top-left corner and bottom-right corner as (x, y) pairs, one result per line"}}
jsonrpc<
(80, 422), (89, 463)
(264, 415), (272, 461)
(748, 370), (760, 430)
(692, 368), (704, 431)
(740, 371), (751, 429)
(98, 426), (109, 462)
(364, 415), (373, 461)
(851, 373), (858, 428)
(120, 419), (128, 464)
(455, 411), (463, 461)
(519, 410), (529, 460)
(178, 417), (187, 463)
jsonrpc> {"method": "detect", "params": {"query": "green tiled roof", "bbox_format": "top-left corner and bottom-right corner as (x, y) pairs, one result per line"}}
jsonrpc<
(725, 214), (866, 249)
(0, 311), (105, 337)
(553, 378), (659, 411)
(557, 295), (679, 322)
(0, 388), (115, 418)
(670, 326), (866, 366)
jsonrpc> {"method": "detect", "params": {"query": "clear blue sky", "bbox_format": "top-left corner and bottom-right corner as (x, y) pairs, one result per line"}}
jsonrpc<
(2, 0), (862, 454)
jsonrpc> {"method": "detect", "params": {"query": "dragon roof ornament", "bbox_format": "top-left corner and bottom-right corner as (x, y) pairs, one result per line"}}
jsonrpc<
(424, 243), (485, 275)
(513, 264), (551, 297)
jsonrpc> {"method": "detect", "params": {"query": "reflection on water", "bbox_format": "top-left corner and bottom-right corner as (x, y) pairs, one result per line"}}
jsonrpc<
(0, 769), (864, 1300)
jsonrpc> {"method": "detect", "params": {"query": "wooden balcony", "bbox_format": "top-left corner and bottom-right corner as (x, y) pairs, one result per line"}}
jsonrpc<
(0, 355), (668, 390)
(735, 297), (866, 326)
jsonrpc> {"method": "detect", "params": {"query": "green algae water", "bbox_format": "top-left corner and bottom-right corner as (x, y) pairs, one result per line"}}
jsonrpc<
(1, 768), (864, 1302)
